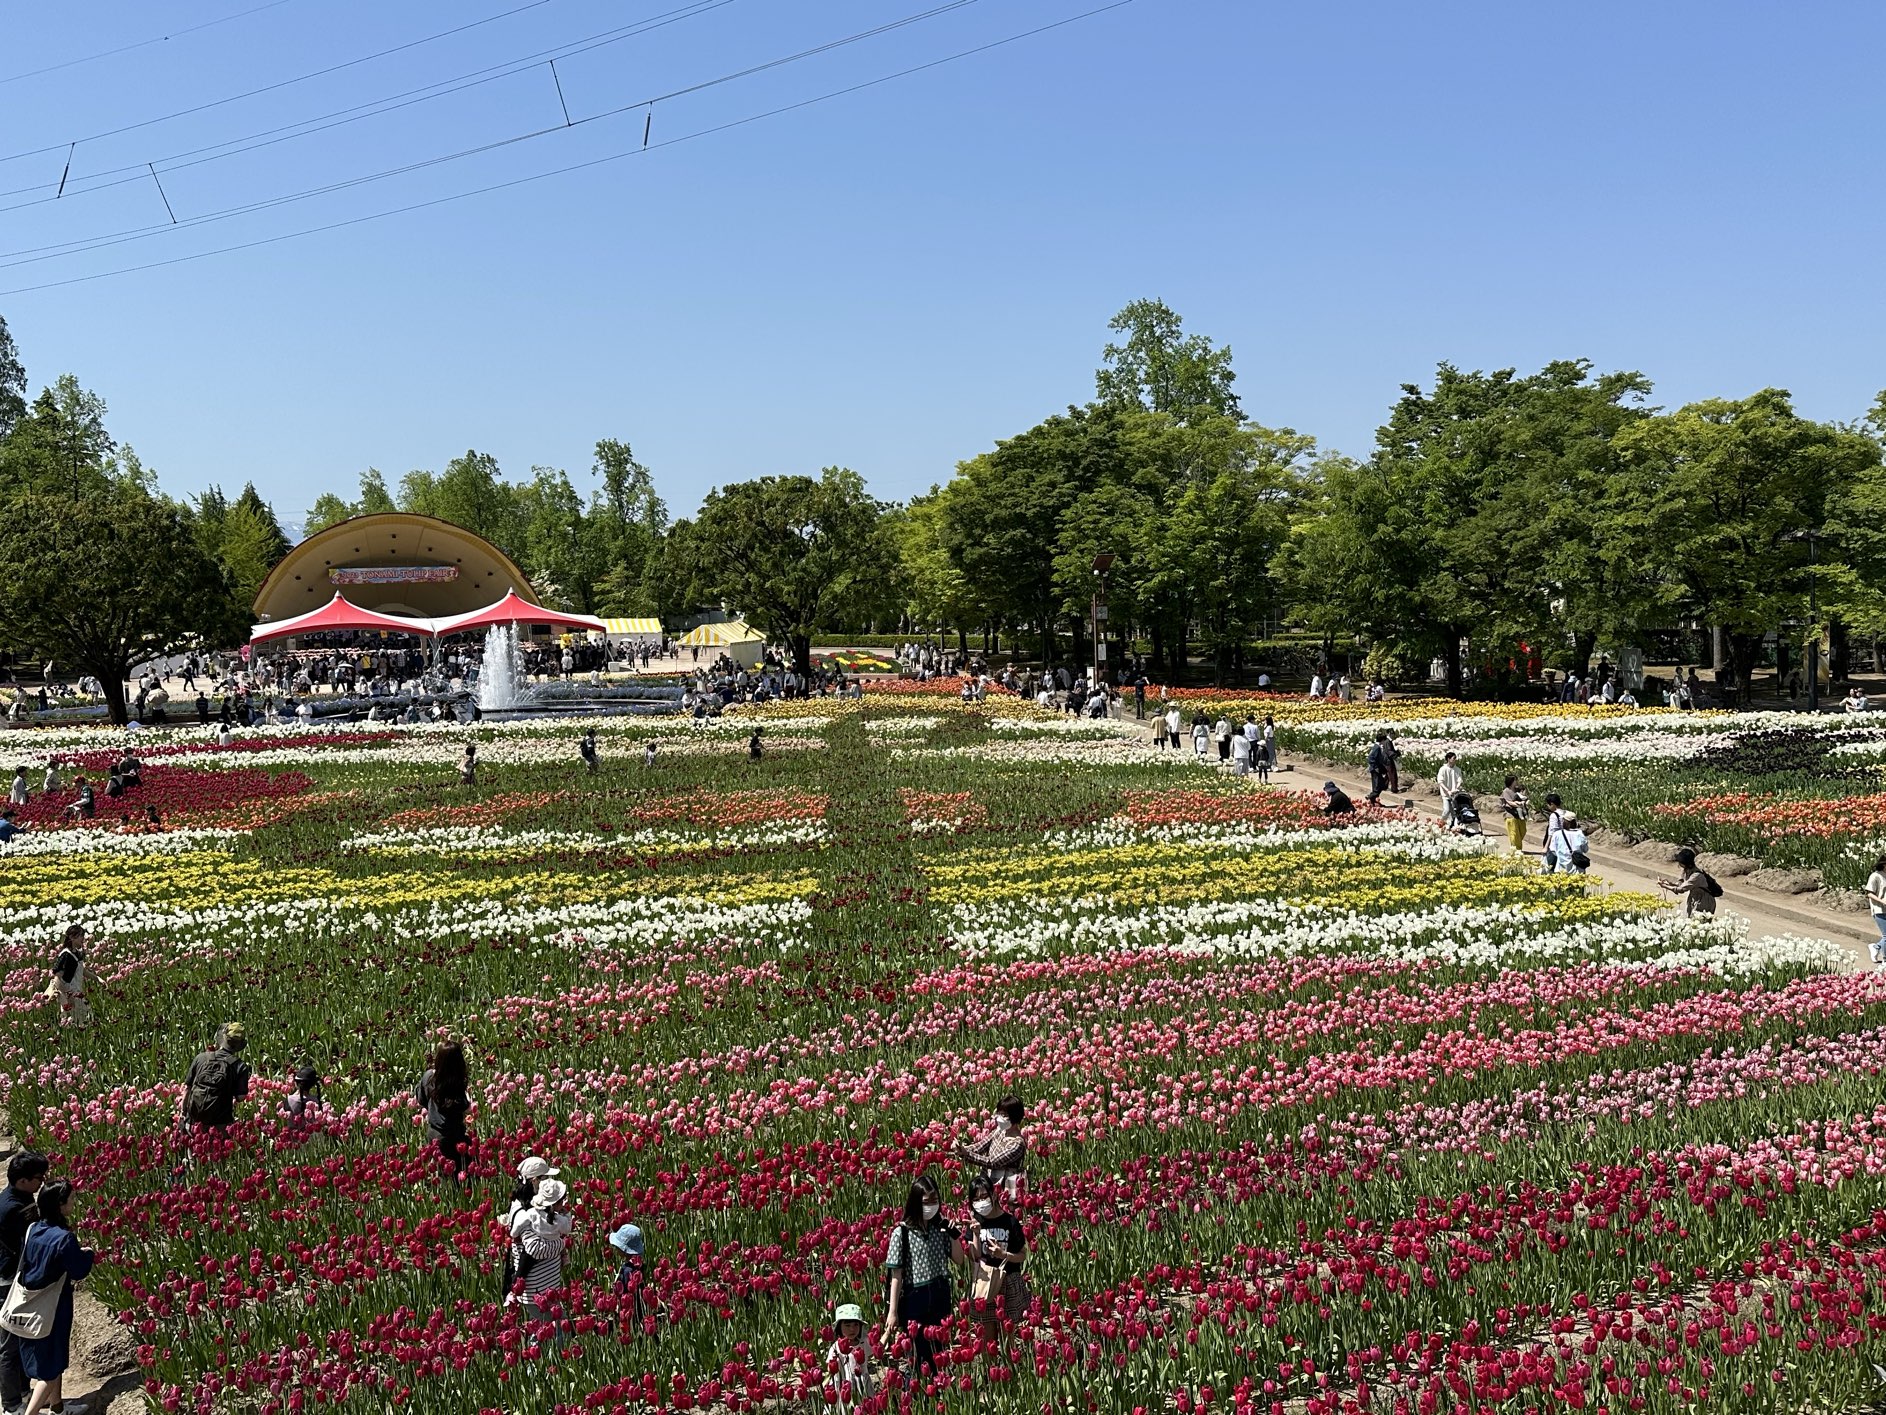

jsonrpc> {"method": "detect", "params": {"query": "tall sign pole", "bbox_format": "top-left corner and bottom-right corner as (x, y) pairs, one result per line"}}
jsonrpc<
(1090, 553), (1115, 694)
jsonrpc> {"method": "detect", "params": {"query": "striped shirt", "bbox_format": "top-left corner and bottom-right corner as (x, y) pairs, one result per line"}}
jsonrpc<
(511, 1209), (574, 1295)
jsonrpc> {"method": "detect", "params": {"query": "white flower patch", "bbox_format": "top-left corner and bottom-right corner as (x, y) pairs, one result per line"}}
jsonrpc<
(1043, 817), (1494, 858)
(984, 718), (1143, 739)
(343, 822), (830, 856)
(860, 716), (940, 735)
(891, 738), (1201, 766)
(948, 894), (1842, 973)
(0, 827), (243, 857)
(0, 890), (815, 962)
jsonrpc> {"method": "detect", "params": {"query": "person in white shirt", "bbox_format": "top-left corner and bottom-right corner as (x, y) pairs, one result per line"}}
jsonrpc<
(510, 1177), (575, 1319)
(1164, 705), (1181, 743)
(1437, 751), (1464, 829)
(1867, 853), (1886, 968)
(1308, 672), (1324, 700)
(1231, 730), (1251, 776)
(1241, 716), (1259, 766)
(1845, 687), (1870, 714)
(8, 767), (27, 807)
(1256, 672), (1271, 690)
(1213, 715), (1232, 763)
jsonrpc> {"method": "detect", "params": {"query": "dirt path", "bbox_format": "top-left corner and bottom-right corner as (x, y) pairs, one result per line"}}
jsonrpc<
(1116, 710), (1877, 967)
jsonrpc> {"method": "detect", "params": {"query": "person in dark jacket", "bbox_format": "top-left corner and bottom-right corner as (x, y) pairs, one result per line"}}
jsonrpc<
(0, 1153), (49, 1413)
(181, 1024), (252, 1128)
(415, 1041), (471, 1178)
(15, 1179), (94, 1415)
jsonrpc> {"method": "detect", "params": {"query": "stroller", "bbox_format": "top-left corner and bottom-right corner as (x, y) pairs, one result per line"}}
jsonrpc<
(1449, 792), (1484, 835)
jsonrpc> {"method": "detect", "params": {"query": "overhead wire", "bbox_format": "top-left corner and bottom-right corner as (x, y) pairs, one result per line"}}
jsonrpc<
(0, 0), (1137, 297)
(0, 0), (299, 88)
(0, 0), (555, 166)
(0, 0), (738, 206)
(0, 0), (985, 268)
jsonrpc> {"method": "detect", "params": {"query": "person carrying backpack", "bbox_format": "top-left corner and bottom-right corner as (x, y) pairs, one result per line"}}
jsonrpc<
(1365, 731), (1389, 805)
(1659, 848), (1720, 916)
(45, 928), (88, 1029)
(181, 1024), (252, 1129)
(881, 1175), (964, 1374)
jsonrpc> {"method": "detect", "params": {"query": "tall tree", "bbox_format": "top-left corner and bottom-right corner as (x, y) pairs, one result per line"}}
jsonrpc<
(942, 405), (1124, 664)
(0, 375), (117, 497)
(0, 483), (235, 723)
(1609, 389), (1878, 700)
(0, 313), (25, 441)
(1095, 298), (1241, 421)
(682, 468), (889, 674)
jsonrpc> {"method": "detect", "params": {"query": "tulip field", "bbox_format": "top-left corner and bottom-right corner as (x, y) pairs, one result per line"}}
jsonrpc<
(1261, 698), (1886, 885)
(6, 692), (1886, 1414)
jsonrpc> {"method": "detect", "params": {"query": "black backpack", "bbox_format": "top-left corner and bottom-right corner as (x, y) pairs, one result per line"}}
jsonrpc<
(185, 1050), (237, 1122)
(1704, 872), (1724, 898)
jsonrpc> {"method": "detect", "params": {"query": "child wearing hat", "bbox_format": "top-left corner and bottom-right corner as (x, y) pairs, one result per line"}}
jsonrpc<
(824, 1302), (876, 1413)
(508, 1178), (573, 1318)
(610, 1223), (651, 1331)
(501, 1157), (560, 1299)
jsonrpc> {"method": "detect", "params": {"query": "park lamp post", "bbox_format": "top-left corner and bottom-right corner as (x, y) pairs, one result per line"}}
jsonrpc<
(1784, 528), (1828, 713)
(1091, 553), (1114, 687)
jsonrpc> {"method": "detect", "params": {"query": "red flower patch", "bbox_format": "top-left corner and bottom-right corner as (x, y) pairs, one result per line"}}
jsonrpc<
(12, 765), (312, 829)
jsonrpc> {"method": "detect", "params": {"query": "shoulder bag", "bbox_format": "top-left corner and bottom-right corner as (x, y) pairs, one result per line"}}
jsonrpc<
(0, 1226), (67, 1340)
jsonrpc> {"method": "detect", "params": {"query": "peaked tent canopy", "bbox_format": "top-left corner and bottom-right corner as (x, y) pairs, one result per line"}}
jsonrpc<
(431, 589), (608, 637)
(603, 618), (664, 637)
(250, 593), (439, 644)
(676, 619), (762, 648)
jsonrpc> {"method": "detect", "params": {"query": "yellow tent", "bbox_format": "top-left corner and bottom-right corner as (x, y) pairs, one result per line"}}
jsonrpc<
(677, 619), (763, 668)
(602, 618), (664, 638)
(676, 620), (761, 648)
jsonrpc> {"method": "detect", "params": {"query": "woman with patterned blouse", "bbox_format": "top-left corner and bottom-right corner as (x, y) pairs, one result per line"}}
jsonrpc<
(882, 1175), (965, 1372)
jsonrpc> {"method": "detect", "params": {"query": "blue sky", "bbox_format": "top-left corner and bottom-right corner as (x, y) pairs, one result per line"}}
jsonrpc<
(2, 0), (1882, 530)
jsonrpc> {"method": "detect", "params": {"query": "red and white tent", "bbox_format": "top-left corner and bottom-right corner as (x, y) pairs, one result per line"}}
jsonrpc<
(429, 590), (607, 637)
(249, 593), (439, 644)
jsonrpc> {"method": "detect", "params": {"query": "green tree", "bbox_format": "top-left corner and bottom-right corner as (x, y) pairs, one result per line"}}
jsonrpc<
(1095, 298), (1241, 421)
(305, 469), (396, 532)
(0, 483), (235, 723)
(897, 488), (985, 645)
(1277, 361), (1651, 695)
(0, 313), (25, 440)
(682, 468), (889, 674)
(1610, 389), (1879, 701)
(0, 375), (117, 497)
(943, 405), (1124, 665)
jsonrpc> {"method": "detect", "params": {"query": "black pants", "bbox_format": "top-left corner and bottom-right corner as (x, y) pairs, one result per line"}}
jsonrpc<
(0, 1319), (23, 1408)
(898, 1278), (953, 1372)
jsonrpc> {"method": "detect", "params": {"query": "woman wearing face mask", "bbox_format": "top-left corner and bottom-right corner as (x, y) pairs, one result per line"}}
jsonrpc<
(965, 1174), (1027, 1339)
(954, 1096), (1026, 1203)
(881, 1173), (964, 1373)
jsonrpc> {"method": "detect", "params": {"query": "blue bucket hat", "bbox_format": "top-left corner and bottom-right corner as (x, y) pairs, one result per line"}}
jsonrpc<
(609, 1223), (644, 1257)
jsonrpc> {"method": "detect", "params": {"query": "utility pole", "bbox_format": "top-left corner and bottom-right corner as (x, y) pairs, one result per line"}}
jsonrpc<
(1091, 553), (1114, 694)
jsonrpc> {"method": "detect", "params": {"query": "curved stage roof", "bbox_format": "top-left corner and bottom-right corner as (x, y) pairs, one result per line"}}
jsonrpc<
(252, 512), (533, 624)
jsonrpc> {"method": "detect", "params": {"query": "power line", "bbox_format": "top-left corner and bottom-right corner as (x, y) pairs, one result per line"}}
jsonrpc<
(0, 1), (1136, 298)
(0, 0), (737, 206)
(0, 0), (985, 268)
(0, 0), (299, 88)
(0, 0), (555, 167)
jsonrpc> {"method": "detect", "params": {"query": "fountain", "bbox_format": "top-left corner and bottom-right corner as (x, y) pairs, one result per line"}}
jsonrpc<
(478, 623), (525, 712)
(471, 621), (685, 720)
